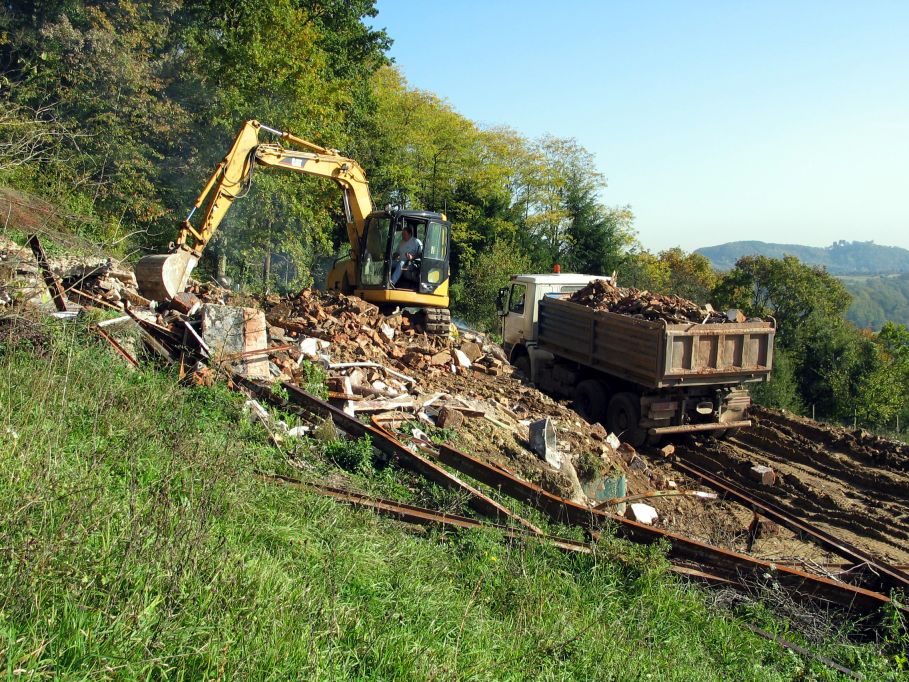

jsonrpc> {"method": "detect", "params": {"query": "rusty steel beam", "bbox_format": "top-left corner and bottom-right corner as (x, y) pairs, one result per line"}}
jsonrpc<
(671, 457), (909, 595)
(261, 472), (590, 555)
(234, 376), (542, 535)
(435, 444), (896, 615)
(93, 325), (139, 368)
(26, 233), (67, 312)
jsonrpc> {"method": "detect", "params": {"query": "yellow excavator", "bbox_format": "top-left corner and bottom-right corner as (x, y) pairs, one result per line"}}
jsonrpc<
(136, 120), (452, 332)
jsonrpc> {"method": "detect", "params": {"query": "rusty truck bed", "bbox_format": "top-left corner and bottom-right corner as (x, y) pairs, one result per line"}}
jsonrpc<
(537, 297), (775, 389)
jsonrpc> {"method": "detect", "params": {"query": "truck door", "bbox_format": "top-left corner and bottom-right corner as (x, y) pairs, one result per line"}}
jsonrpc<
(502, 282), (528, 351)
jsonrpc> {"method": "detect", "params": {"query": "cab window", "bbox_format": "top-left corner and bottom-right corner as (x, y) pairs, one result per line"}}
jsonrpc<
(423, 221), (449, 261)
(509, 283), (527, 314)
(560, 284), (585, 294)
(390, 218), (426, 256)
(360, 216), (391, 285)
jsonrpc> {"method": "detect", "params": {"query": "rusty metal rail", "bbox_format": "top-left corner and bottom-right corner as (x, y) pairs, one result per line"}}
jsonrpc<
(260, 472), (590, 555)
(670, 457), (909, 595)
(235, 376), (542, 534)
(434, 444), (897, 615)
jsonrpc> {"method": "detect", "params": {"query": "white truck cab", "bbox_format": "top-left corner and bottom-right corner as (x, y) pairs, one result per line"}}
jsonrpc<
(496, 273), (609, 375)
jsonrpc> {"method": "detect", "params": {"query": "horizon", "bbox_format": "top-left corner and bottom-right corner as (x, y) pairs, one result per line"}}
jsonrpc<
(373, 1), (909, 253)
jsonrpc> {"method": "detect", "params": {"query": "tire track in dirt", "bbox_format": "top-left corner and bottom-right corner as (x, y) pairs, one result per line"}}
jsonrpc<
(673, 408), (909, 565)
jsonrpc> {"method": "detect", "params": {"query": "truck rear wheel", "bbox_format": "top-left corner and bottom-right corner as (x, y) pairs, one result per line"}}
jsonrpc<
(513, 354), (531, 380)
(607, 392), (646, 448)
(575, 380), (607, 424)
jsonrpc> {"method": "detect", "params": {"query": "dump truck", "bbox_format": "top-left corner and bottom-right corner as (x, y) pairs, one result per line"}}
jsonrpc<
(497, 274), (775, 445)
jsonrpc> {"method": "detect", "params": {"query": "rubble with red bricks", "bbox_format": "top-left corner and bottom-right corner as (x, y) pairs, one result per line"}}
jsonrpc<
(569, 278), (743, 324)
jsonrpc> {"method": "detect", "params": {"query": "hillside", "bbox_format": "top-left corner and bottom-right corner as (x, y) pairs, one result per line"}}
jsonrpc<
(844, 272), (909, 329)
(696, 240), (909, 275)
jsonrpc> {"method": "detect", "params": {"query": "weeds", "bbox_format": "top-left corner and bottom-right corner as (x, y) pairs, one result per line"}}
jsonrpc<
(324, 435), (374, 474)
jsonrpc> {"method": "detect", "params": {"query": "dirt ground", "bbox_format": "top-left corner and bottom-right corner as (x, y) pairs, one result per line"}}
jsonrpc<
(664, 407), (909, 566)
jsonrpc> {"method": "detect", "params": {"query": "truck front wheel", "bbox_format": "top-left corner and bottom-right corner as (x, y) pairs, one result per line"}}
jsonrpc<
(575, 380), (608, 424)
(607, 392), (646, 448)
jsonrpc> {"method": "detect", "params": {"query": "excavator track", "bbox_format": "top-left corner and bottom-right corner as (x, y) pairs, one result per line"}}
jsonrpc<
(424, 307), (451, 335)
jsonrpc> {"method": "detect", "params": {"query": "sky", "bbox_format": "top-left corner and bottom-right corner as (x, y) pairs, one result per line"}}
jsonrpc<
(372, 1), (909, 252)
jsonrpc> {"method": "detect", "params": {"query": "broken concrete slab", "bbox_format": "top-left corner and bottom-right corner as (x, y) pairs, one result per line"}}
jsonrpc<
(529, 418), (560, 468)
(201, 304), (269, 379)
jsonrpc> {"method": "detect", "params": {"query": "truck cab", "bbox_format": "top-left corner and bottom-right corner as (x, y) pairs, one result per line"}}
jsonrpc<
(496, 273), (606, 375)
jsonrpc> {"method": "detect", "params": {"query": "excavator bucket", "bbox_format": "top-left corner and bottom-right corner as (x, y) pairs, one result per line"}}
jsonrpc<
(135, 250), (198, 301)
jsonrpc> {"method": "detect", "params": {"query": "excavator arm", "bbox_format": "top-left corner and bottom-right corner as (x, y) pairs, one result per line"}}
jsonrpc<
(136, 120), (374, 300)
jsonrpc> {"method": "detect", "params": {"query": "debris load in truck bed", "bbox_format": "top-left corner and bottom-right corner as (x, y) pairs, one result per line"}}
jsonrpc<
(568, 279), (735, 324)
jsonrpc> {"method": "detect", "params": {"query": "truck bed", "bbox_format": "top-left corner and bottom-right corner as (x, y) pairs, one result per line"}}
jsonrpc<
(537, 297), (775, 389)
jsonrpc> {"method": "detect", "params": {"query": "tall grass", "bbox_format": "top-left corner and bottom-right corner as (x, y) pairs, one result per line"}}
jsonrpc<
(0, 319), (902, 680)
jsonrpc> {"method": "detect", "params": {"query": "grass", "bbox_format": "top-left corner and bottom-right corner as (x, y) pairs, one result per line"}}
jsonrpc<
(0, 317), (905, 680)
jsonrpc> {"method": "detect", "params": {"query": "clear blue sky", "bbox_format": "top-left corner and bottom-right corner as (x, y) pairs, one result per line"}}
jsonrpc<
(372, 1), (909, 252)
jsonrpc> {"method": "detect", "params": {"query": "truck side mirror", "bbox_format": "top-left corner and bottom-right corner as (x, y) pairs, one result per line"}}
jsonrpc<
(495, 287), (507, 316)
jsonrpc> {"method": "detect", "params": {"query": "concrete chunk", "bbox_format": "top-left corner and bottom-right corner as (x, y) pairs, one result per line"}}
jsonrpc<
(529, 418), (560, 468)
(201, 304), (268, 379)
(626, 503), (659, 525)
(749, 464), (776, 486)
(453, 348), (472, 368)
(436, 405), (464, 429)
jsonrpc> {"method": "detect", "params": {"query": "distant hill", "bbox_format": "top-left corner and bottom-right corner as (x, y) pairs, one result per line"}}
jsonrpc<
(843, 273), (909, 330)
(696, 240), (909, 275)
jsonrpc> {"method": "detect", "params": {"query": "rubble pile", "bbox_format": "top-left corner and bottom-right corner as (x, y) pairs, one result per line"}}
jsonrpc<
(260, 288), (509, 377)
(569, 278), (735, 324)
(62, 261), (152, 308)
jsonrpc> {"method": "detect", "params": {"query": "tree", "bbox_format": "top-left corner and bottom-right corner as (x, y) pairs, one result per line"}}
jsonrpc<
(450, 239), (532, 333)
(712, 255), (850, 347)
(657, 248), (717, 303)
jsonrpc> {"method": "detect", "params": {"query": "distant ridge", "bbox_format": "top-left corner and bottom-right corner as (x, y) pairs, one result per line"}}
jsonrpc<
(695, 240), (909, 275)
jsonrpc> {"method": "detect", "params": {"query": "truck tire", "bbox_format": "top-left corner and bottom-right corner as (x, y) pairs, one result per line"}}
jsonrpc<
(575, 380), (607, 424)
(513, 354), (531, 380)
(607, 392), (646, 448)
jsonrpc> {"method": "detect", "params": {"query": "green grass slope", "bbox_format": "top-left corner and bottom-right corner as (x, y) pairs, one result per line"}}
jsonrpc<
(0, 320), (903, 680)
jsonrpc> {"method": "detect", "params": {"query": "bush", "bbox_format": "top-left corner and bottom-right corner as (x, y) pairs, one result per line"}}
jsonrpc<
(324, 435), (374, 474)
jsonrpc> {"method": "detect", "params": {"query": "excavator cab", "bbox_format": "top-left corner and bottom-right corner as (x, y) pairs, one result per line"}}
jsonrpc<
(349, 209), (452, 328)
(358, 211), (449, 293)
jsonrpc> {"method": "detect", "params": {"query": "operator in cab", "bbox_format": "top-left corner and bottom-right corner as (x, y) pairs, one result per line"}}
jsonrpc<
(390, 225), (423, 286)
